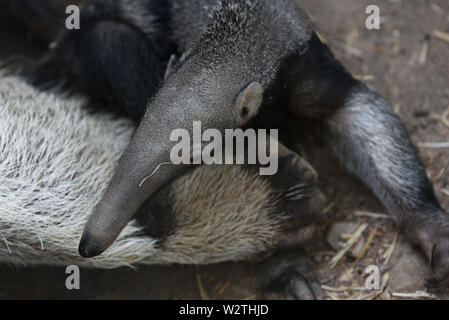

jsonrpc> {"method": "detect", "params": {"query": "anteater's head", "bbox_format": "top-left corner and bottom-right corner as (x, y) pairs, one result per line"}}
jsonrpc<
(79, 53), (264, 258)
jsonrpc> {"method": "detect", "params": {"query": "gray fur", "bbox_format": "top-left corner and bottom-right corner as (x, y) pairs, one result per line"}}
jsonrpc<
(118, 0), (160, 36)
(0, 72), (318, 267)
(170, 0), (313, 88)
(322, 84), (449, 286)
(326, 85), (436, 220)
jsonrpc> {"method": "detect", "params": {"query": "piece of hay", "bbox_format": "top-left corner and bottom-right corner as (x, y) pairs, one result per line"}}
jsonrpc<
(383, 232), (400, 265)
(196, 274), (210, 300)
(216, 281), (231, 296)
(392, 291), (437, 299)
(354, 75), (375, 81)
(321, 285), (367, 292)
(328, 223), (368, 269)
(417, 142), (449, 148)
(418, 42), (429, 66)
(333, 40), (363, 58)
(393, 102), (402, 114)
(433, 30), (449, 45)
(430, 106), (449, 129)
(354, 211), (392, 220)
(351, 227), (377, 269)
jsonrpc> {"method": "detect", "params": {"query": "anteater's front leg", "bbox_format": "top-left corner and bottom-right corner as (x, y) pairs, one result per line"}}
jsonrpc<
(287, 33), (449, 287)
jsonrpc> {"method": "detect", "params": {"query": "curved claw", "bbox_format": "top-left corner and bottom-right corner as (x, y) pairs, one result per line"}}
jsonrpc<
(403, 209), (449, 289)
(261, 248), (324, 300)
(425, 239), (449, 289)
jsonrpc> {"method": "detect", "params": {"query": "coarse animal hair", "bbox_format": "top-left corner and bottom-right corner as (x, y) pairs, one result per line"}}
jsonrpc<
(0, 71), (305, 268)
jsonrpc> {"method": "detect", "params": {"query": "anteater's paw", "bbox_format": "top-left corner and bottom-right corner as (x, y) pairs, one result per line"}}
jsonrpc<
(261, 249), (324, 300)
(425, 237), (449, 289)
(425, 231), (449, 289)
(405, 210), (449, 289)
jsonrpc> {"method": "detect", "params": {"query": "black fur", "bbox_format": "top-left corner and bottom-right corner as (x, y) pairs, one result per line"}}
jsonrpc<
(132, 192), (177, 242)
(24, 0), (176, 122)
(284, 33), (441, 215)
(275, 33), (360, 118)
(0, 0), (76, 46)
(266, 153), (322, 230)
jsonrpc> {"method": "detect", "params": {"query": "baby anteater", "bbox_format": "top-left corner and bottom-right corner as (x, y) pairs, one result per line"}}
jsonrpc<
(16, 0), (449, 296)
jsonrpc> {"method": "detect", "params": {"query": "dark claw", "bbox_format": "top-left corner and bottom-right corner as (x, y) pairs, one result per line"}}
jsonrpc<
(261, 248), (324, 300)
(406, 211), (449, 289)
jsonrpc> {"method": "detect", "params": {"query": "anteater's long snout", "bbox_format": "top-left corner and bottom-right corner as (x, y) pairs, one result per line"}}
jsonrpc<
(78, 149), (186, 258)
(78, 103), (190, 257)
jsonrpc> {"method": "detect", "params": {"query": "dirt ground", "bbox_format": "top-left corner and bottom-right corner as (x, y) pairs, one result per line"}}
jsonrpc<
(0, 0), (448, 299)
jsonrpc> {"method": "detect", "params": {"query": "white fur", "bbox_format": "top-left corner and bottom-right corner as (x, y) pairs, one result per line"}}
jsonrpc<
(0, 73), (160, 268)
(0, 73), (283, 268)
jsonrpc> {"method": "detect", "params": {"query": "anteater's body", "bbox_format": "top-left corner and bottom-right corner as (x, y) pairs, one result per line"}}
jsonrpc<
(0, 69), (323, 298)
(1, 0), (448, 297)
(0, 72), (321, 267)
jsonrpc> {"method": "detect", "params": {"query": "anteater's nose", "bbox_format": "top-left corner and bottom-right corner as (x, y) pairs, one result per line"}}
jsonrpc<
(78, 234), (105, 258)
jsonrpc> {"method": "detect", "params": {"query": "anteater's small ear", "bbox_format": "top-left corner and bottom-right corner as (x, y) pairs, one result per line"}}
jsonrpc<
(235, 82), (263, 126)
